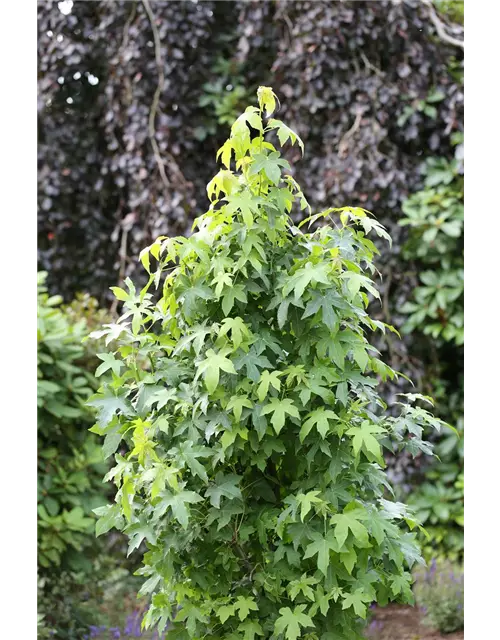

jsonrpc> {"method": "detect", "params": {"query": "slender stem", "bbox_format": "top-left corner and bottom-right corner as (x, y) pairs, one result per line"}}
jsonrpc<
(258, 106), (264, 196)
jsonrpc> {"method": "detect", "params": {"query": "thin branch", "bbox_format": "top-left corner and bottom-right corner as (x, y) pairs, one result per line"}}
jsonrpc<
(422, 0), (464, 50)
(360, 51), (385, 78)
(141, 0), (171, 191)
(338, 110), (363, 158)
(110, 226), (129, 317)
(121, 1), (137, 53)
(282, 11), (294, 48)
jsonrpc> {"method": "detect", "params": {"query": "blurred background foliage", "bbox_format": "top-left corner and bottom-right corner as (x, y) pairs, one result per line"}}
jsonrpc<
(37, 0), (463, 637)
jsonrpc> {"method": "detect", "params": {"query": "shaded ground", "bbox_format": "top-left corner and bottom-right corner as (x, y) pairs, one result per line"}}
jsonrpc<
(367, 605), (464, 640)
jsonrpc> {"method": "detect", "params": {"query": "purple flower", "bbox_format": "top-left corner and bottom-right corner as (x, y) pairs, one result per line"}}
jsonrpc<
(109, 627), (121, 639)
(368, 620), (383, 632)
(124, 615), (136, 635)
(425, 558), (437, 583)
(123, 615), (135, 636)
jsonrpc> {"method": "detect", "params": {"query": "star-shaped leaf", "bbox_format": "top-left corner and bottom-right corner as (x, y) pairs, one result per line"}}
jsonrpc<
(205, 472), (242, 509)
(87, 388), (131, 428)
(95, 352), (124, 377)
(274, 605), (314, 640)
(346, 421), (387, 464)
(330, 507), (369, 548)
(303, 531), (340, 576)
(261, 398), (300, 434)
(299, 407), (339, 441)
(196, 348), (237, 393)
(341, 589), (372, 619)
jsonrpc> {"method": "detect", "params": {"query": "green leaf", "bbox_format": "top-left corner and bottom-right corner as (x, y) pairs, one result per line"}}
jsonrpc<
(268, 119), (304, 154)
(238, 619), (264, 640)
(274, 606), (314, 640)
(341, 589), (372, 618)
(346, 421), (386, 464)
(330, 507), (369, 547)
(227, 395), (253, 421)
(94, 504), (123, 537)
(249, 152), (290, 185)
(283, 262), (331, 300)
(303, 531), (340, 576)
(110, 286), (129, 302)
(217, 604), (236, 624)
(95, 352), (124, 377)
(158, 490), (203, 529)
(234, 347), (272, 382)
(234, 596), (258, 621)
(218, 316), (250, 350)
(296, 491), (324, 522)
(288, 574), (318, 602)
(205, 473), (242, 509)
(389, 572), (412, 598)
(261, 398), (300, 434)
(257, 370), (282, 402)
(87, 389), (130, 428)
(222, 284), (247, 316)
(299, 407), (339, 441)
(257, 86), (277, 116)
(217, 139), (233, 169)
(197, 348), (237, 393)
(176, 441), (211, 483)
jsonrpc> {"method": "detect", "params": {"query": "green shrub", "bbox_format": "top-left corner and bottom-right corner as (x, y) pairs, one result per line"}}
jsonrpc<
(89, 88), (449, 640)
(399, 152), (464, 561)
(399, 157), (463, 345)
(38, 271), (109, 571)
(38, 273), (118, 638)
(434, 0), (464, 25)
(413, 559), (464, 633)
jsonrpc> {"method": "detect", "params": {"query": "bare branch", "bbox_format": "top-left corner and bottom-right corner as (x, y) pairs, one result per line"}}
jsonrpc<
(338, 110), (363, 158)
(141, 0), (171, 191)
(422, 0), (464, 51)
(121, 1), (137, 53)
(360, 51), (385, 78)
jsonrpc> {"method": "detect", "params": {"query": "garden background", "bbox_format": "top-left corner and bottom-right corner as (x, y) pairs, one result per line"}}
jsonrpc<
(37, 1), (463, 638)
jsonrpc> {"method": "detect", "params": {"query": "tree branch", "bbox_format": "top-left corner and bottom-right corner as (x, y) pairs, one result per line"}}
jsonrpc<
(422, 0), (464, 51)
(338, 110), (363, 158)
(141, 0), (171, 191)
(141, 0), (190, 191)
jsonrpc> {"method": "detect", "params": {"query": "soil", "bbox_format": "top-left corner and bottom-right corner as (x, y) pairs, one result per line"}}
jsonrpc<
(367, 605), (464, 640)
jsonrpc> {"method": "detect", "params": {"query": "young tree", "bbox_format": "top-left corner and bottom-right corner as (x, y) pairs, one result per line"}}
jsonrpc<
(89, 87), (448, 639)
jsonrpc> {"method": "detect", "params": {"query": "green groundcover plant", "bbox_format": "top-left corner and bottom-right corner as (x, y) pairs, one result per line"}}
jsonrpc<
(89, 88), (450, 640)
(37, 272), (108, 572)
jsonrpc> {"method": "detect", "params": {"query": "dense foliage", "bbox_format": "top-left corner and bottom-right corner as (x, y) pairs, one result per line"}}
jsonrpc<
(89, 89), (450, 639)
(37, 273), (116, 638)
(398, 151), (464, 560)
(37, 272), (109, 571)
(37, 0), (463, 564)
